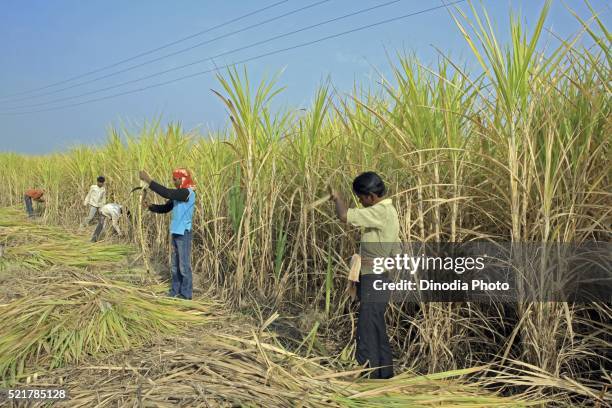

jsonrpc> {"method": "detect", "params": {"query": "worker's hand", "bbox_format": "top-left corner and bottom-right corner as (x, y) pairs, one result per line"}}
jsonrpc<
(139, 170), (152, 184)
(328, 185), (338, 201)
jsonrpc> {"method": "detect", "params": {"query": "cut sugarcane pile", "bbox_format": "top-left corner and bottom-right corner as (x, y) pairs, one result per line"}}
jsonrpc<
(13, 319), (538, 408)
(0, 271), (221, 383)
(0, 207), (133, 271)
(0, 208), (539, 407)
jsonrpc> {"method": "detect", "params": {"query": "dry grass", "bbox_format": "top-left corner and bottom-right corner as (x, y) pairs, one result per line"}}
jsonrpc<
(0, 207), (133, 271)
(11, 320), (539, 408)
(0, 271), (221, 384)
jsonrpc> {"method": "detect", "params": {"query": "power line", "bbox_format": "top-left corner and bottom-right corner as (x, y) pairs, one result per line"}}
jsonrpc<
(2, 1), (466, 116)
(0, 0), (290, 101)
(0, 0), (332, 106)
(2, 0), (406, 111)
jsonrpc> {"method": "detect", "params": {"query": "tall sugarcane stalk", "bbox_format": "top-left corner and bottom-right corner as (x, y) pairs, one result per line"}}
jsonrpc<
(137, 182), (151, 274)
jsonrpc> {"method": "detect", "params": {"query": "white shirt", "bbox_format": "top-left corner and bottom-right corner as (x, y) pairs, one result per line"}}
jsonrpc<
(100, 203), (121, 220)
(84, 185), (106, 207)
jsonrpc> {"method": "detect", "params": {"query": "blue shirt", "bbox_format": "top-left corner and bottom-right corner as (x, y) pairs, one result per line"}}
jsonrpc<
(170, 188), (195, 235)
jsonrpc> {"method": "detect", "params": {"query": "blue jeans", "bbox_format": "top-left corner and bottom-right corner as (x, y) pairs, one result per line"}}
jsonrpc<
(170, 230), (193, 299)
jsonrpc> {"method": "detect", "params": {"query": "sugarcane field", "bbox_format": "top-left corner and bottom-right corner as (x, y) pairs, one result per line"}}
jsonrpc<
(0, 1), (610, 407)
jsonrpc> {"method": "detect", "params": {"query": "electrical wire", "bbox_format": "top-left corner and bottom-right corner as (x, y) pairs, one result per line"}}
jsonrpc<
(2, 1), (465, 116)
(0, 0), (290, 101)
(2, 0), (407, 111)
(0, 0), (332, 106)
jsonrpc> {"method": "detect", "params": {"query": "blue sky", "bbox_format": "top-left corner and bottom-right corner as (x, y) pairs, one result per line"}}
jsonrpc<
(0, 0), (609, 154)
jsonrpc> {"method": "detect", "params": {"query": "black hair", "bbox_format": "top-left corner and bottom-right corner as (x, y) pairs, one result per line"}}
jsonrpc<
(97, 176), (105, 183)
(352, 172), (386, 197)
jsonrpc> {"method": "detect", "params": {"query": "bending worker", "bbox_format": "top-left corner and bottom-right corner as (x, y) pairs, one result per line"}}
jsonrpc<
(24, 188), (45, 218)
(91, 203), (126, 242)
(139, 168), (196, 300)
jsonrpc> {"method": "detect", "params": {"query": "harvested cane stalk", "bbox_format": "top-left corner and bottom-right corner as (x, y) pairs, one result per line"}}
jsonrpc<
(137, 182), (151, 274)
(348, 254), (360, 282)
(348, 254), (360, 301)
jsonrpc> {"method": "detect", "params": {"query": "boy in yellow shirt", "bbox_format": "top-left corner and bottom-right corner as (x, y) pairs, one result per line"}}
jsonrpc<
(329, 171), (398, 379)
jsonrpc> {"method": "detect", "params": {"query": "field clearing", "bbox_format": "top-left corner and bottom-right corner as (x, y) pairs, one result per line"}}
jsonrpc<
(0, 2), (610, 407)
(0, 207), (543, 407)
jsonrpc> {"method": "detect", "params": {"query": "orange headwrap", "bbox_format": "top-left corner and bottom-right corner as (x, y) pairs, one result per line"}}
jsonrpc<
(172, 168), (195, 189)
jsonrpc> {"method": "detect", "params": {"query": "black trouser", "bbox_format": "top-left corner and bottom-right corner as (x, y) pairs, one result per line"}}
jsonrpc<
(91, 217), (105, 242)
(24, 195), (34, 218)
(356, 274), (394, 379)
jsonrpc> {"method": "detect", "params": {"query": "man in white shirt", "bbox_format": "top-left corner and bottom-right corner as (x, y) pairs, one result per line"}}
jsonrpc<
(91, 203), (126, 242)
(81, 176), (106, 228)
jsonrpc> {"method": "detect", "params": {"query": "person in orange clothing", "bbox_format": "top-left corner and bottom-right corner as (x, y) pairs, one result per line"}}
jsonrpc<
(24, 188), (45, 218)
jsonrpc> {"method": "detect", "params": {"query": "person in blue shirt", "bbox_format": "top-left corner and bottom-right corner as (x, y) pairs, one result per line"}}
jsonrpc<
(139, 168), (196, 300)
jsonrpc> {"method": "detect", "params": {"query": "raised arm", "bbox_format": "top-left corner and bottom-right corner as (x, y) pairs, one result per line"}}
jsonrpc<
(329, 187), (348, 223)
(138, 170), (189, 202)
(148, 181), (189, 202)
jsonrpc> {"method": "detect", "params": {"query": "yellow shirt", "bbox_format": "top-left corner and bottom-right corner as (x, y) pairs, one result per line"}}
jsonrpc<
(346, 198), (400, 275)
